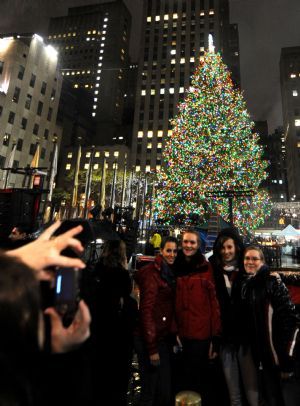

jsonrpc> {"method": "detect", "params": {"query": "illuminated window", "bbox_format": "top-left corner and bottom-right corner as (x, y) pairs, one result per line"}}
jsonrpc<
(173, 13), (178, 19)
(295, 119), (300, 127)
(169, 88), (174, 94)
(156, 165), (161, 171)
(151, 89), (155, 95)
(160, 88), (165, 94)
(147, 16), (152, 22)
(135, 166), (141, 172)
(164, 15), (169, 20)
(141, 90), (146, 96)
(155, 16), (160, 21)
(180, 58), (185, 64)
(180, 87), (184, 93)
(171, 59), (176, 64)
(293, 90), (298, 96)
(158, 131), (163, 138)
(84, 164), (89, 170)
(138, 131), (143, 138)
(105, 151), (110, 157)
(147, 131), (153, 138)
(95, 152), (100, 158)
(291, 73), (296, 78)
(86, 152), (91, 158)
(168, 130), (172, 136)
(66, 164), (71, 170)
(170, 49), (176, 55)
(114, 151), (119, 157)
(92, 112), (96, 117)
(190, 57), (195, 62)
(157, 143), (162, 148)
(146, 165), (151, 172)
(93, 164), (99, 169)
(200, 11), (205, 16)
(147, 143), (152, 148)
(209, 10), (215, 15)
(67, 152), (72, 159)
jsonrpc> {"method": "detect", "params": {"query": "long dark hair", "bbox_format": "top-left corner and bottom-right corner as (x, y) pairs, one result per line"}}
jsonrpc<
(0, 255), (40, 356)
(100, 240), (127, 269)
(213, 228), (244, 268)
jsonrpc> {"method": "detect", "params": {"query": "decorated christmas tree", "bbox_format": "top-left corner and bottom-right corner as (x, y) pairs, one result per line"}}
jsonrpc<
(153, 36), (271, 231)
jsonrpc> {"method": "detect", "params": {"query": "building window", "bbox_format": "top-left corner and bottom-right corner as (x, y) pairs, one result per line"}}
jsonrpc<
(41, 81), (47, 95)
(18, 65), (25, 80)
(21, 117), (27, 130)
(41, 147), (46, 159)
(66, 164), (71, 170)
(0, 61), (4, 74)
(8, 112), (15, 124)
(37, 101), (43, 116)
(29, 144), (36, 155)
(44, 129), (49, 140)
(67, 152), (73, 159)
(29, 73), (36, 87)
(293, 90), (298, 97)
(0, 106), (2, 117)
(47, 107), (53, 121)
(3, 133), (10, 146)
(33, 123), (39, 135)
(295, 119), (300, 127)
(12, 87), (20, 103)
(25, 94), (32, 110)
(16, 139), (23, 151)
(51, 88), (56, 100)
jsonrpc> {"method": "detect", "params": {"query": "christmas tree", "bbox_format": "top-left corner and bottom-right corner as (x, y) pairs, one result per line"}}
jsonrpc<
(153, 37), (271, 231)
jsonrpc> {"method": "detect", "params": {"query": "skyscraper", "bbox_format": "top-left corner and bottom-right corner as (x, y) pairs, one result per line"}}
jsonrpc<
(131, 0), (240, 172)
(48, 0), (131, 144)
(280, 46), (300, 201)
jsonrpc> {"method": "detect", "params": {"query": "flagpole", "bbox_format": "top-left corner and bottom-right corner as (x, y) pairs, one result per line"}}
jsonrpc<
(110, 160), (118, 208)
(128, 166), (134, 206)
(83, 146), (95, 218)
(99, 156), (106, 212)
(48, 140), (58, 202)
(72, 144), (81, 212)
(29, 142), (40, 189)
(121, 157), (127, 208)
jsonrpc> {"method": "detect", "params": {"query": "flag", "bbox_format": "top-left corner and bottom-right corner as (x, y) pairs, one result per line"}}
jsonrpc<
(3, 143), (16, 187)
(48, 142), (58, 202)
(29, 143), (40, 188)
(121, 160), (127, 207)
(72, 145), (81, 207)
(83, 148), (94, 218)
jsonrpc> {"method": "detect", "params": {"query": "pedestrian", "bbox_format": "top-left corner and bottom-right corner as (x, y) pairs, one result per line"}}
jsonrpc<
(149, 230), (162, 255)
(134, 236), (178, 405)
(174, 229), (221, 406)
(90, 240), (136, 405)
(240, 245), (300, 406)
(209, 228), (257, 406)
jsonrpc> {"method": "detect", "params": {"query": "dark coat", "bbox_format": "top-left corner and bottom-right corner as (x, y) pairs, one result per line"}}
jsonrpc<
(209, 228), (245, 344)
(135, 255), (175, 355)
(240, 266), (300, 373)
(174, 250), (221, 343)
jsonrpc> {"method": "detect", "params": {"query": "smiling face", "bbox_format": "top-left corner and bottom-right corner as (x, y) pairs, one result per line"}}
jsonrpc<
(244, 249), (264, 275)
(221, 238), (236, 264)
(160, 242), (178, 265)
(182, 232), (199, 258)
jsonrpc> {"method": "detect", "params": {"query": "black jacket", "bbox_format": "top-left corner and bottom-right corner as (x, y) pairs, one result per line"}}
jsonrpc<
(240, 266), (300, 373)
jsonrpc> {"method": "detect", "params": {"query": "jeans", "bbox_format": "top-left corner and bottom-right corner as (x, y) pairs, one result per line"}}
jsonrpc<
(220, 344), (259, 406)
(134, 336), (172, 406)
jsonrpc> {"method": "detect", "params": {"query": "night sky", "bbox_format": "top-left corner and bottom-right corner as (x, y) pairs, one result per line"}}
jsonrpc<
(1, 0), (300, 133)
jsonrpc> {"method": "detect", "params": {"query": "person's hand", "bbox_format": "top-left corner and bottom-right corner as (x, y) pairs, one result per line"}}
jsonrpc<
(44, 300), (91, 353)
(208, 341), (218, 360)
(150, 352), (160, 366)
(7, 221), (86, 279)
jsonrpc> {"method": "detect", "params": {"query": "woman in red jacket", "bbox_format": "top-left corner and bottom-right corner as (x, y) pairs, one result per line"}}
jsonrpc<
(174, 229), (221, 406)
(135, 236), (178, 406)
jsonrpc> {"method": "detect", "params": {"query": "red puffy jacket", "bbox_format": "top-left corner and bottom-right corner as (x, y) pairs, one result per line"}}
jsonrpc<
(135, 255), (175, 355)
(175, 251), (221, 340)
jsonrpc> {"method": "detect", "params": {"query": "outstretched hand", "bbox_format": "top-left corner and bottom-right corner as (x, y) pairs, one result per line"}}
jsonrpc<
(7, 221), (86, 279)
(44, 300), (91, 353)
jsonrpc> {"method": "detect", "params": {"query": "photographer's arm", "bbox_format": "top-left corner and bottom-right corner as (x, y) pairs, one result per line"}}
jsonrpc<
(44, 300), (91, 353)
(6, 221), (86, 278)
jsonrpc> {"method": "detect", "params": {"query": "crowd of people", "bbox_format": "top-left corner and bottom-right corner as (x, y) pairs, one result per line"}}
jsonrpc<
(0, 222), (299, 405)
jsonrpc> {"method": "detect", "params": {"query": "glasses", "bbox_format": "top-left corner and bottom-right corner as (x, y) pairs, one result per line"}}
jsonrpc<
(244, 256), (261, 261)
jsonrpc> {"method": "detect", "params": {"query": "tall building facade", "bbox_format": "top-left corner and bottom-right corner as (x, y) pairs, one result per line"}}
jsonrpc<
(131, 0), (240, 172)
(280, 46), (300, 201)
(0, 34), (62, 188)
(47, 0), (132, 144)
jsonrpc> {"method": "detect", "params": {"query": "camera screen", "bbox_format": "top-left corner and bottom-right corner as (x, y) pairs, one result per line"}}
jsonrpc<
(55, 269), (78, 303)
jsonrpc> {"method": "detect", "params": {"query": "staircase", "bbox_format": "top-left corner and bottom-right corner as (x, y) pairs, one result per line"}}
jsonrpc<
(205, 213), (221, 252)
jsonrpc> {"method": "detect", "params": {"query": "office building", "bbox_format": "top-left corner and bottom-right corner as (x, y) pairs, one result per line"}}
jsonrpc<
(0, 34), (62, 188)
(280, 46), (300, 200)
(48, 0), (132, 144)
(131, 0), (240, 172)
